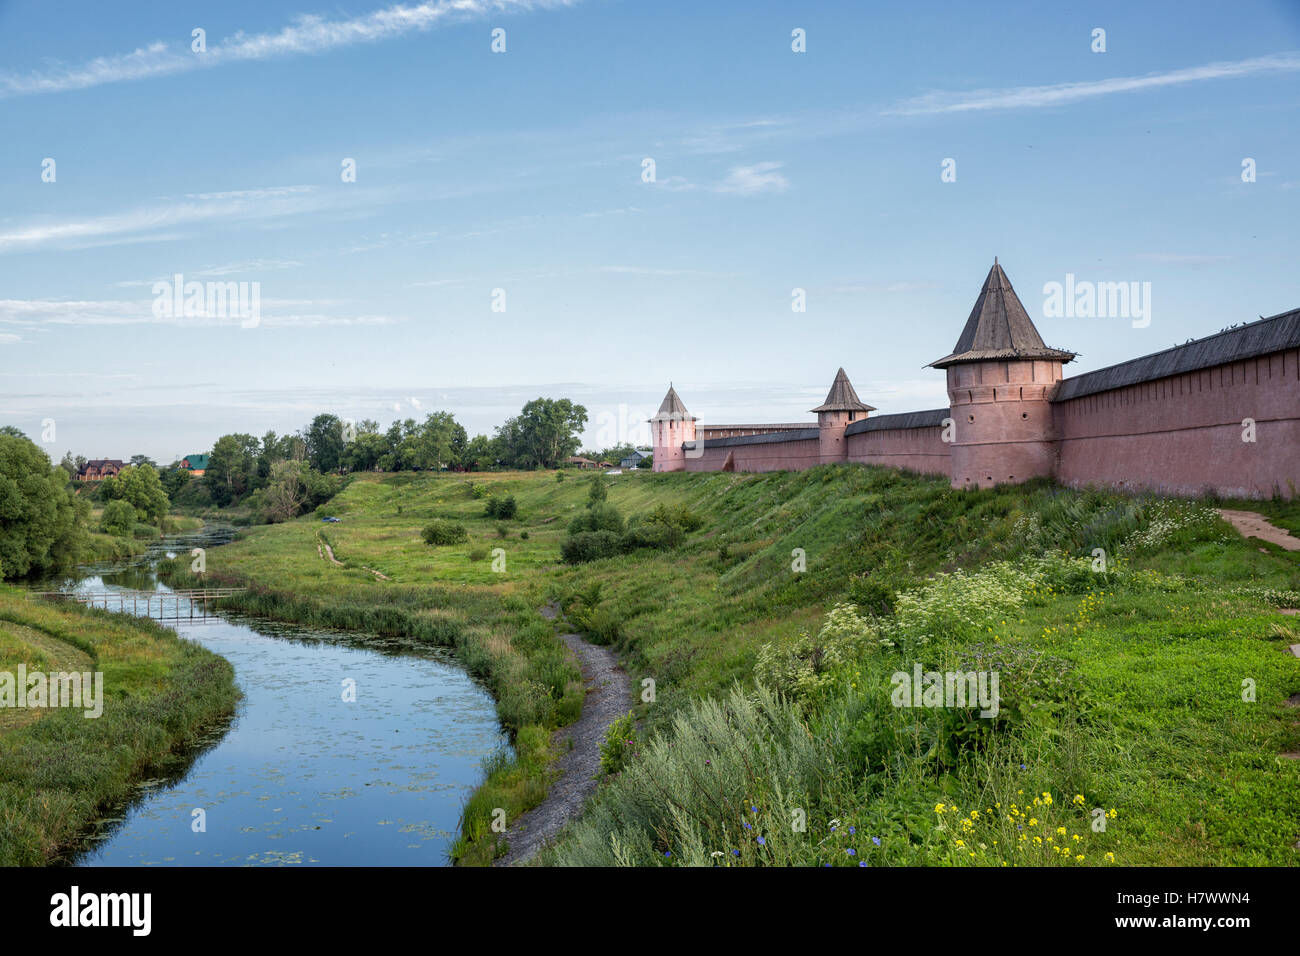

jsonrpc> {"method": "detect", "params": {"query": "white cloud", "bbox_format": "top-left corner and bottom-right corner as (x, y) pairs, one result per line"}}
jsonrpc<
(0, 297), (399, 328)
(885, 52), (1300, 115)
(715, 161), (789, 196)
(0, 1), (580, 98)
(0, 185), (394, 254)
(0, 333), (20, 345)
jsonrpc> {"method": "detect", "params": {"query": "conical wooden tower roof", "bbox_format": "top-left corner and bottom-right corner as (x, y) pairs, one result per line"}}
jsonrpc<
(929, 259), (1075, 368)
(649, 384), (696, 421)
(810, 367), (875, 412)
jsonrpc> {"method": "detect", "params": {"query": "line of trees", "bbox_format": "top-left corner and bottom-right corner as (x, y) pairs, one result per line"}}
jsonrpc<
(182, 397), (588, 512)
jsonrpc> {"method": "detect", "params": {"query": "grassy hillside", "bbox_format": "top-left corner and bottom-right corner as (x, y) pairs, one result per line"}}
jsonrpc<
(173, 466), (1300, 866)
(0, 587), (239, 865)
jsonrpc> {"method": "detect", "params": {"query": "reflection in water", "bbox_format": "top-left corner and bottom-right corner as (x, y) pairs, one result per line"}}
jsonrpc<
(47, 526), (507, 867)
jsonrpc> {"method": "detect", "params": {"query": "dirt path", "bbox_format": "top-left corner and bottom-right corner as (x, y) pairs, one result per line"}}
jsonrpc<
(1217, 509), (1300, 552)
(494, 605), (630, 866)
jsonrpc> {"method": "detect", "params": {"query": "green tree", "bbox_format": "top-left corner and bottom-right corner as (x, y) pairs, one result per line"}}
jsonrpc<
(0, 432), (86, 579)
(100, 499), (137, 536)
(205, 433), (259, 506)
(303, 414), (345, 473)
(101, 463), (170, 523)
(408, 412), (466, 470)
(496, 398), (588, 469)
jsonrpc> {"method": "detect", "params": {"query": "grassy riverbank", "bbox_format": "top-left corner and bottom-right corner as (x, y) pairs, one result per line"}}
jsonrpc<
(176, 467), (1300, 866)
(0, 586), (239, 865)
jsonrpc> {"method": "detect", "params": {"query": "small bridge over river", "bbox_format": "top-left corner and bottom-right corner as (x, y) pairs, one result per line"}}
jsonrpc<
(26, 587), (246, 624)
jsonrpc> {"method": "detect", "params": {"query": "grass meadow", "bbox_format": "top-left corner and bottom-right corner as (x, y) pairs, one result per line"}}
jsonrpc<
(164, 466), (1300, 866)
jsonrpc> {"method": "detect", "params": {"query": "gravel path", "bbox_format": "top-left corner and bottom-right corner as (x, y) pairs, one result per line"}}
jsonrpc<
(494, 606), (630, 866)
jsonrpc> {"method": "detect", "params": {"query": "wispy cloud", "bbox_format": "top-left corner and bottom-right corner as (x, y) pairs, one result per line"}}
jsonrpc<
(715, 161), (790, 195)
(885, 52), (1300, 115)
(0, 185), (394, 254)
(0, 297), (400, 328)
(0, 0), (579, 98)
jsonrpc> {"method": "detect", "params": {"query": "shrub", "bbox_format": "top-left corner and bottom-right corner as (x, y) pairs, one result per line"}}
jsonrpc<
(600, 711), (637, 775)
(99, 500), (137, 537)
(520, 531), (530, 540)
(561, 530), (623, 564)
(468, 546), (489, 561)
(496, 523), (510, 538)
(622, 521), (683, 551)
(568, 503), (624, 536)
(587, 474), (608, 505)
(755, 603), (885, 702)
(641, 502), (702, 532)
(485, 495), (517, 519)
(422, 520), (468, 546)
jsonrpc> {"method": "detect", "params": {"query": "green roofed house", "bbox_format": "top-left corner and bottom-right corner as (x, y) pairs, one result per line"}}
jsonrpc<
(180, 453), (209, 476)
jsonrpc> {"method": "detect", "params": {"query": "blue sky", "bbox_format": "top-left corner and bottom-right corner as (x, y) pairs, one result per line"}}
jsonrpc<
(1, 0), (1298, 462)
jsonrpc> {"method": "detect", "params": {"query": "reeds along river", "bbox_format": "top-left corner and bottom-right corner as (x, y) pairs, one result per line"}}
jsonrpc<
(42, 527), (507, 867)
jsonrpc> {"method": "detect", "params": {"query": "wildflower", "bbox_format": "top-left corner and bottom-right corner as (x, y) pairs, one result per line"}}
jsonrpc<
(849, 826), (856, 835)
(934, 804), (946, 815)
(744, 822), (752, 830)
(1072, 794), (1086, 806)
(732, 849), (740, 857)
(710, 851), (723, 858)
(757, 837), (766, 846)
(1075, 854), (1084, 862)
(751, 806), (758, 813)
(664, 852), (671, 857)
(1106, 808), (1117, 819)
(846, 848), (856, 856)
(1105, 852), (1115, 863)
(1056, 827), (1066, 837)
(858, 861), (868, 867)
(872, 837), (881, 847)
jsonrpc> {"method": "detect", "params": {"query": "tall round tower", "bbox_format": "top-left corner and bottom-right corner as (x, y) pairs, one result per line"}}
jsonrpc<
(810, 367), (875, 464)
(649, 385), (697, 472)
(929, 259), (1076, 489)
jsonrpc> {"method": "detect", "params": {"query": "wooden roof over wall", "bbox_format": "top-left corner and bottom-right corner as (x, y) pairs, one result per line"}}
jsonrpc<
(1053, 307), (1300, 402)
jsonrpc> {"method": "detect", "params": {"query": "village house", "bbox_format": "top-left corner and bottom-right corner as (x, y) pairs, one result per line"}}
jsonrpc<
(180, 453), (209, 477)
(76, 459), (124, 481)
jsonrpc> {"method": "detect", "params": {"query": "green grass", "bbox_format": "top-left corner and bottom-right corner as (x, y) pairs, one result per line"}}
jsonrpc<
(0, 587), (239, 865)
(182, 466), (1300, 866)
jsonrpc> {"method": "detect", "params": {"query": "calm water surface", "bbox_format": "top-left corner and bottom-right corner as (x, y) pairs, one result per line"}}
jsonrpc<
(43, 528), (506, 867)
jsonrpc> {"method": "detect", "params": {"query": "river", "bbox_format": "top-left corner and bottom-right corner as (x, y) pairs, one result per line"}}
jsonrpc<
(41, 526), (507, 866)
